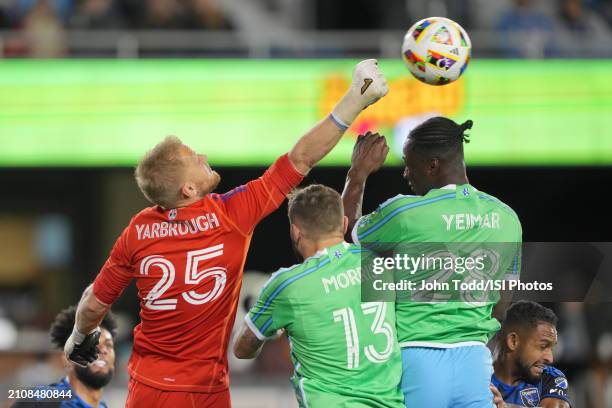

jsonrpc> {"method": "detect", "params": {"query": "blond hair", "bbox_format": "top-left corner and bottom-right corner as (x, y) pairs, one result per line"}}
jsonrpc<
(135, 136), (185, 209)
(288, 184), (344, 239)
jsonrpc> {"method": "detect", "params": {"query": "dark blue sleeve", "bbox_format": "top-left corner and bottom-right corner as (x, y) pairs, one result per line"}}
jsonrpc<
(540, 366), (571, 405)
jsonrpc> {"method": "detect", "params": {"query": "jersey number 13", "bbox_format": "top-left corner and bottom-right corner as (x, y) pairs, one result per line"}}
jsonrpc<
(333, 302), (394, 369)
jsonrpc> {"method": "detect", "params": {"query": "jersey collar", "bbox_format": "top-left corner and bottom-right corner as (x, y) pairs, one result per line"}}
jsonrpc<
(312, 241), (350, 259)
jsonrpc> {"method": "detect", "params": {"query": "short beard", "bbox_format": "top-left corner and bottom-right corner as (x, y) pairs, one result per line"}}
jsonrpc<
(517, 360), (541, 385)
(74, 365), (114, 390)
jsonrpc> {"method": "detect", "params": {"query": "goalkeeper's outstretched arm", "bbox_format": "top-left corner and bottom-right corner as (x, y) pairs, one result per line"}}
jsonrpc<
(288, 59), (388, 175)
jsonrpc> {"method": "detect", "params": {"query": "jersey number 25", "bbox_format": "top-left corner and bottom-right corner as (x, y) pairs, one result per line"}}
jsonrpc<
(139, 244), (227, 310)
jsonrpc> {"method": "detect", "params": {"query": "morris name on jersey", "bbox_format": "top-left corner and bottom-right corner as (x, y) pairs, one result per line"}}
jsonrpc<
(136, 213), (220, 240)
(322, 266), (361, 293)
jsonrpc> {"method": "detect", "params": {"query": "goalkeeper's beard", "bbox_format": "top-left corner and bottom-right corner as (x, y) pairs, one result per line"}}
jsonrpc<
(74, 364), (114, 390)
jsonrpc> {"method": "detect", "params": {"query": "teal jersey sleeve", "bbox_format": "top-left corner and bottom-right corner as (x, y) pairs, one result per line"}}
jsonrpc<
(504, 239), (522, 281)
(352, 194), (427, 244)
(246, 267), (296, 340)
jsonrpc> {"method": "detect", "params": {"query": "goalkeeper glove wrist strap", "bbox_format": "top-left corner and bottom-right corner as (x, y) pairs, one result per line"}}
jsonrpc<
(329, 113), (349, 131)
(70, 326), (88, 344)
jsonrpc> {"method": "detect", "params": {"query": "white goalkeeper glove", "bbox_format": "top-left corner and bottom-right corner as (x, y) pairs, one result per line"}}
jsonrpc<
(331, 59), (389, 131)
(64, 326), (101, 367)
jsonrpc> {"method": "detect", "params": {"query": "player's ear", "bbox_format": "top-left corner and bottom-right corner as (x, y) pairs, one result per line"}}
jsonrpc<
(290, 223), (301, 241)
(428, 157), (440, 176)
(506, 332), (519, 352)
(342, 216), (349, 235)
(181, 181), (197, 199)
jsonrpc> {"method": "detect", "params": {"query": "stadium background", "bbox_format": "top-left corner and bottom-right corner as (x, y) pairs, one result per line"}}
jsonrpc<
(1, 0), (612, 406)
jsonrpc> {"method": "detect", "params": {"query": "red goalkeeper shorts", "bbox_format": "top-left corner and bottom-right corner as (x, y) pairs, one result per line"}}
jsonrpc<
(125, 378), (231, 408)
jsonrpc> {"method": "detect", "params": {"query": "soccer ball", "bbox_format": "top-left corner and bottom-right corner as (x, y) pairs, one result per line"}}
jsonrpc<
(401, 17), (471, 86)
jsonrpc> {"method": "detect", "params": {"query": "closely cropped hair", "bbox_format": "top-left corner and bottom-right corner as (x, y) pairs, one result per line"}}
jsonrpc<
(135, 136), (185, 209)
(502, 301), (558, 334)
(50, 305), (118, 350)
(406, 116), (473, 160)
(288, 184), (344, 239)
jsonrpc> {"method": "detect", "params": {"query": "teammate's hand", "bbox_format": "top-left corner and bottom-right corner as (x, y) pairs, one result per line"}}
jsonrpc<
(64, 327), (101, 368)
(331, 59), (388, 130)
(490, 384), (507, 408)
(349, 132), (389, 178)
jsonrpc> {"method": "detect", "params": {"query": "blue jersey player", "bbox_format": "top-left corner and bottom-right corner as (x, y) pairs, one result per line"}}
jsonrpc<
(491, 301), (570, 408)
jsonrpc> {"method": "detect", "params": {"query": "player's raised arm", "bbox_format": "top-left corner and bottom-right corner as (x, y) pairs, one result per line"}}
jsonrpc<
(65, 227), (132, 367)
(288, 59), (388, 175)
(342, 132), (389, 237)
(64, 284), (110, 367)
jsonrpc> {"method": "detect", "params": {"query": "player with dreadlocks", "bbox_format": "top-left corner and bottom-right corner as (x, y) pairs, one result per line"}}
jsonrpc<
(342, 117), (523, 408)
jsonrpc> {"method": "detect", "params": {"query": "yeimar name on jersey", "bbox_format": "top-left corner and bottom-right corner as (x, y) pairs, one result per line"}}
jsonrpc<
(442, 212), (500, 231)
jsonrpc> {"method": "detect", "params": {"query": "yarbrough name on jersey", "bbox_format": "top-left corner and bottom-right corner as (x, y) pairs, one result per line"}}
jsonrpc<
(136, 213), (220, 240)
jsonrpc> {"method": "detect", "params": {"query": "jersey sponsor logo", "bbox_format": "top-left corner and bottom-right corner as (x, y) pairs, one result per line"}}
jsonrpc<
(520, 387), (540, 407)
(441, 212), (500, 231)
(554, 376), (568, 390)
(136, 213), (220, 240)
(361, 78), (373, 95)
(322, 267), (361, 293)
(168, 209), (177, 221)
(359, 215), (374, 227)
(548, 387), (567, 397)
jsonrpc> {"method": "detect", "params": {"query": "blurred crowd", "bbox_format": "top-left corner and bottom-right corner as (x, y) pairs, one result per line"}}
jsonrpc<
(0, 0), (234, 56)
(0, 0), (233, 31)
(0, 0), (611, 57)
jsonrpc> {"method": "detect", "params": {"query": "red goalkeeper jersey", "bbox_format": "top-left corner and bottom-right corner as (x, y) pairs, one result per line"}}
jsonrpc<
(92, 154), (303, 392)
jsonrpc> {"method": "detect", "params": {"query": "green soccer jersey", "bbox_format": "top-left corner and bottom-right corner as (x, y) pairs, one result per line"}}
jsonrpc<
(247, 242), (404, 408)
(353, 184), (522, 346)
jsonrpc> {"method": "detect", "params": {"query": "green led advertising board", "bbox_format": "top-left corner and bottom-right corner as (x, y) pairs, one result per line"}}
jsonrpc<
(1, 59), (611, 166)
